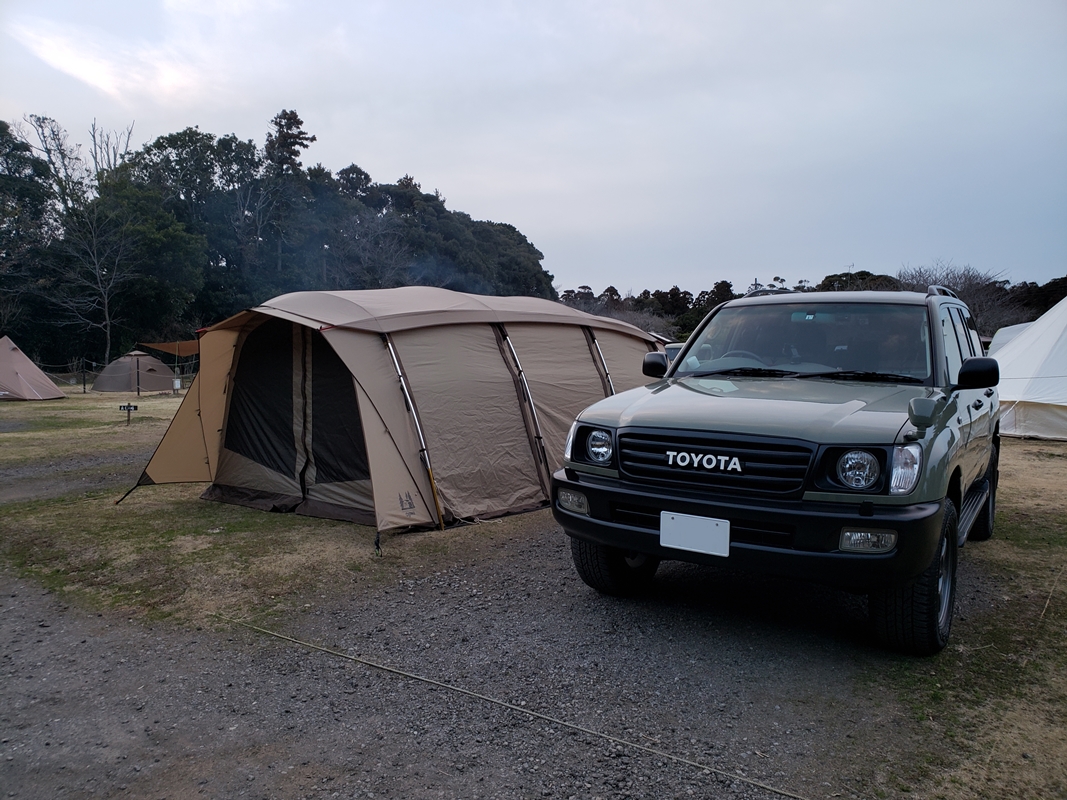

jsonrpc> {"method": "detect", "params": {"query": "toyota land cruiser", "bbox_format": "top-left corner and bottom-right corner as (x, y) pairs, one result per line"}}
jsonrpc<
(551, 287), (1000, 655)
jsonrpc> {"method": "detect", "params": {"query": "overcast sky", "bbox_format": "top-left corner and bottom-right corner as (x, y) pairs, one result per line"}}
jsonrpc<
(2, 0), (1065, 297)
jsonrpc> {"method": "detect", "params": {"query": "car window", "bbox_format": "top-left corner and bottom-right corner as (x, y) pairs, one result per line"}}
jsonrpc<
(939, 306), (966, 383)
(677, 302), (932, 381)
(960, 308), (984, 356)
(950, 307), (976, 360)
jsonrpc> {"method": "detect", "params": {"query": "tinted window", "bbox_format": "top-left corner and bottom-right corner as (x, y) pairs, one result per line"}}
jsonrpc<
(960, 308), (984, 355)
(678, 302), (932, 381)
(939, 306), (966, 383)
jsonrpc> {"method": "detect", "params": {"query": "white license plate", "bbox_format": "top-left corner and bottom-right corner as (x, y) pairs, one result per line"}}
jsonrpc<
(660, 512), (730, 557)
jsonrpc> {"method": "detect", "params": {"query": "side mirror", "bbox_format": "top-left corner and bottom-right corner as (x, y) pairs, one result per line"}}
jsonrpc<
(956, 357), (999, 391)
(908, 397), (939, 430)
(643, 351), (668, 378)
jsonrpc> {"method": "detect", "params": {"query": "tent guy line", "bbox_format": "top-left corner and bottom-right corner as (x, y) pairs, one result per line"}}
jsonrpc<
(212, 613), (812, 800)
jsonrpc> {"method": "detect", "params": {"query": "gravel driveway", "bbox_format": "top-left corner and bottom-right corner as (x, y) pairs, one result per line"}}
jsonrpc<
(2, 512), (945, 800)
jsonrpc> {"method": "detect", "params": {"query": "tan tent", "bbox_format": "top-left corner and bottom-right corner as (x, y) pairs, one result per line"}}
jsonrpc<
(129, 287), (659, 531)
(93, 351), (177, 393)
(0, 336), (65, 400)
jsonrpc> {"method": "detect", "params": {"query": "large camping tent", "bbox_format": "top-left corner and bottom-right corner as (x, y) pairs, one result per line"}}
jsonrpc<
(129, 287), (659, 531)
(0, 336), (65, 400)
(986, 322), (1031, 356)
(993, 295), (1067, 440)
(93, 351), (177, 393)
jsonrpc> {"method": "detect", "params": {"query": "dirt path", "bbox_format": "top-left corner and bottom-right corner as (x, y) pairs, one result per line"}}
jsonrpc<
(3, 509), (978, 800)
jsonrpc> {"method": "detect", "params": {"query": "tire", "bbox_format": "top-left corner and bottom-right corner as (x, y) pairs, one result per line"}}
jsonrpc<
(869, 501), (958, 656)
(570, 537), (660, 597)
(968, 441), (998, 542)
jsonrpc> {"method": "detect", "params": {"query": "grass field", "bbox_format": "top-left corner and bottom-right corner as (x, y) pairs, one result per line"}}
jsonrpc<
(1, 389), (1064, 798)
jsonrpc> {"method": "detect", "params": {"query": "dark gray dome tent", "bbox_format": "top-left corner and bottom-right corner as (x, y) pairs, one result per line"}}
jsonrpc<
(128, 287), (660, 531)
(93, 351), (177, 393)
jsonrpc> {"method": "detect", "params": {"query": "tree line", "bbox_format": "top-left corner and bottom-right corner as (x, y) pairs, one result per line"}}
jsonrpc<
(0, 111), (554, 366)
(4, 109), (1063, 366)
(560, 263), (1067, 340)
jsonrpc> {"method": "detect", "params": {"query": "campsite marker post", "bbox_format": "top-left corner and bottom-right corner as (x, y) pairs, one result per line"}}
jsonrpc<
(119, 404), (138, 425)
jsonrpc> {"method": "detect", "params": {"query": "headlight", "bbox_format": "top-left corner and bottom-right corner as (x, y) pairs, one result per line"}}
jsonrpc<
(890, 443), (923, 495)
(837, 450), (880, 489)
(587, 429), (614, 463)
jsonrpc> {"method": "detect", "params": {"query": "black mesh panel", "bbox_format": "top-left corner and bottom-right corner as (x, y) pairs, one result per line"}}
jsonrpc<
(224, 318), (297, 477)
(311, 332), (370, 484)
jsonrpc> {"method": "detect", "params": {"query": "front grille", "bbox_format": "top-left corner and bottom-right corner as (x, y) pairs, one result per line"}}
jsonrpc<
(617, 429), (814, 498)
(610, 502), (795, 548)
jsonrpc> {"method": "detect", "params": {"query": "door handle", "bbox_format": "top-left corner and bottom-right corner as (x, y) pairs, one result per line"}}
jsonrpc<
(972, 399), (984, 410)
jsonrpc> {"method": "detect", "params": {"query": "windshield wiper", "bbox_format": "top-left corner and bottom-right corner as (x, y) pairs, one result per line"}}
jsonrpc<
(796, 370), (925, 384)
(682, 367), (801, 379)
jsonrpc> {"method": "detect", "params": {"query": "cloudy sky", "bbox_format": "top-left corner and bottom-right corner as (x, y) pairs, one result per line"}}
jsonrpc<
(2, 1), (1065, 296)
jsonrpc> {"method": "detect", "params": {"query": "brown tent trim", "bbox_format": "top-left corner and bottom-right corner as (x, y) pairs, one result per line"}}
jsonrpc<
(139, 340), (200, 357)
(295, 498), (376, 527)
(201, 484), (302, 514)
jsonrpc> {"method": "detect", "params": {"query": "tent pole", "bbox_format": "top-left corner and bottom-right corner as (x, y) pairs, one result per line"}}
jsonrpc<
(500, 332), (549, 470)
(587, 331), (617, 395)
(381, 334), (445, 530)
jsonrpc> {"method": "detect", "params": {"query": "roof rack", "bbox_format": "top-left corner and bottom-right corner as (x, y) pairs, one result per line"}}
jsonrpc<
(927, 285), (960, 299)
(743, 288), (795, 297)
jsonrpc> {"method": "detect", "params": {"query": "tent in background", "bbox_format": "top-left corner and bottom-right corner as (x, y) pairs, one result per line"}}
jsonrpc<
(138, 340), (200, 357)
(987, 322), (1031, 356)
(93, 351), (177, 393)
(993, 296), (1067, 440)
(127, 287), (659, 531)
(0, 336), (65, 400)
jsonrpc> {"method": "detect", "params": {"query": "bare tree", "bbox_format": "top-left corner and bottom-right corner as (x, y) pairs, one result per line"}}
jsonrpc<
(88, 119), (135, 175)
(326, 210), (410, 289)
(48, 199), (140, 363)
(24, 115), (92, 214)
(897, 259), (1030, 335)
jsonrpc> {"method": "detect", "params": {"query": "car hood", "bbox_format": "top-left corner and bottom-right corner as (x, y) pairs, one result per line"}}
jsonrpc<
(578, 376), (935, 444)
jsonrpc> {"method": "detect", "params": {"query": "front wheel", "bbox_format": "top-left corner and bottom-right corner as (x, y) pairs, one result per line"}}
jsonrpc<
(869, 501), (958, 656)
(570, 538), (660, 596)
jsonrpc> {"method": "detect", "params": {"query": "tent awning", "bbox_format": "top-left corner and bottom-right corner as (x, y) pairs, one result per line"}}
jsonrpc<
(139, 340), (200, 357)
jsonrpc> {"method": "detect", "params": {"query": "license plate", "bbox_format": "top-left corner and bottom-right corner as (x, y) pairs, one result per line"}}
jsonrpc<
(660, 512), (730, 557)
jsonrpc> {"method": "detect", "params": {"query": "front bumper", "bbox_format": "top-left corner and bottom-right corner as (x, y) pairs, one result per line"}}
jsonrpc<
(551, 468), (944, 591)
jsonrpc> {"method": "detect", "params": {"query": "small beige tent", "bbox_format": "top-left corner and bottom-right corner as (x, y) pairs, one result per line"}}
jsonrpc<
(93, 351), (177, 393)
(129, 287), (659, 531)
(0, 336), (65, 400)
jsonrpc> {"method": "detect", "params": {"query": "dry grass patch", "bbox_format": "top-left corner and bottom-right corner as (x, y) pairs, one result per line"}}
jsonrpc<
(907, 438), (1067, 800)
(1, 476), (542, 625)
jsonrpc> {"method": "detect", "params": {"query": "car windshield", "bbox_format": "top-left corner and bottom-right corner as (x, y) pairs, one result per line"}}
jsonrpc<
(673, 302), (933, 383)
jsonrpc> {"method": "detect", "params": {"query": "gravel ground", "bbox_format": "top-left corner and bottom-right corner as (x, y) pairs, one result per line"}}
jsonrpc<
(0, 510), (947, 800)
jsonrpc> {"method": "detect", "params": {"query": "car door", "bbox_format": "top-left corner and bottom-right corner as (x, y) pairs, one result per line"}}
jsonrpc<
(939, 304), (980, 488)
(957, 306), (995, 475)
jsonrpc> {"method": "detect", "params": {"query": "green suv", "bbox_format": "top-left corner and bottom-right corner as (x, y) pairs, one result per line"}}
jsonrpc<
(551, 287), (1000, 655)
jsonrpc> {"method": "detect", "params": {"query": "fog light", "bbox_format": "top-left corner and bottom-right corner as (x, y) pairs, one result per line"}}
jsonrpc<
(558, 489), (589, 515)
(840, 529), (897, 553)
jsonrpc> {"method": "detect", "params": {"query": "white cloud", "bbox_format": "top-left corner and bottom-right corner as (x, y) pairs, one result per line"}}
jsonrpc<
(2, 1), (1065, 293)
